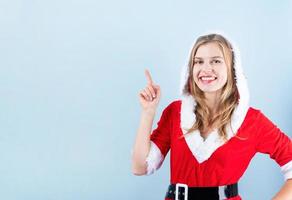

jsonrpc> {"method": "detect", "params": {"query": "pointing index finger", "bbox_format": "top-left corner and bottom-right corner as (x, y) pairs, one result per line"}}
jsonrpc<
(145, 69), (154, 85)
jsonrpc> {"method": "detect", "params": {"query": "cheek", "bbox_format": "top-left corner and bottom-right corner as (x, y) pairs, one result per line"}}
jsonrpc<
(220, 71), (228, 81)
(192, 72), (200, 85)
(219, 72), (228, 86)
(217, 66), (228, 80)
(192, 68), (199, 79)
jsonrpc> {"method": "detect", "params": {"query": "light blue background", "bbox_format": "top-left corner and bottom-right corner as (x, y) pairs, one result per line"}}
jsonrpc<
(0, 0), (291, 199)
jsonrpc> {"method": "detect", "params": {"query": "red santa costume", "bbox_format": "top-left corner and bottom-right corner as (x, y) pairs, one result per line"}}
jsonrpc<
(145, 32), (292, 200)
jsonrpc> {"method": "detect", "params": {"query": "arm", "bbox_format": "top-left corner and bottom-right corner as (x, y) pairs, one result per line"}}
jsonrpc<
(131, 110), (156, 175)
(272, 179), (292, 200)
(132, 69), (161, 176)
(132, 102), (172, 176)
(255, 111), (292, 199)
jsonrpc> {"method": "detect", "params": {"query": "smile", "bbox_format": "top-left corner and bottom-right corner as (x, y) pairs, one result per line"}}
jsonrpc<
(200, 76), (217, 81)
(199, 76), (217, 84)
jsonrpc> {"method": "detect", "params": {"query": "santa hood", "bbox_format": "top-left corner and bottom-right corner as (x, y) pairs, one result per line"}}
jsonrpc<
(179, 31), (250, 163)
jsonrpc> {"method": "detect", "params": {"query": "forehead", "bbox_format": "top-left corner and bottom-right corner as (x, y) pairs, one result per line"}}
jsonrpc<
(195, 42), (223, 58)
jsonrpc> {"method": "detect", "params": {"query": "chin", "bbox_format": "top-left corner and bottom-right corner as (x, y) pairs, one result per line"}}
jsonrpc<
(198, 87), (222, 93)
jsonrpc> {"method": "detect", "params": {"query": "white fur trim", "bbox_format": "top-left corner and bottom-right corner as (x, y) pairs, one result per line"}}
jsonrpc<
(145, 141), (164, 175)
(281, 160), (292, 181)
(180, 31), (250, 163)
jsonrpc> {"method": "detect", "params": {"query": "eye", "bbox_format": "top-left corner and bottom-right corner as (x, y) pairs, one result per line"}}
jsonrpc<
(212, 59), (222, 64)
(194, 60), (203, 65)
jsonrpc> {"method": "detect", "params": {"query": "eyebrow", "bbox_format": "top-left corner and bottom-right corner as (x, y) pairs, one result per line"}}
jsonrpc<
(194, 56), (223, 59)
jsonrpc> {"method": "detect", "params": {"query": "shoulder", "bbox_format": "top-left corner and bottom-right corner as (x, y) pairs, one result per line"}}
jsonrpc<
(236, 107), (272, 139)
(163, 99), (181, 110)
(246, 106), (271, 121)
(159, 99), (181, 117)
(247, 106), (261, 114)
(245, 106), (262, 120)
(243, 106), (277, 129)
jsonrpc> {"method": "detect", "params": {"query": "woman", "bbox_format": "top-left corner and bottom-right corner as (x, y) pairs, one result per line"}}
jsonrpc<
(131, 33), (292, 200)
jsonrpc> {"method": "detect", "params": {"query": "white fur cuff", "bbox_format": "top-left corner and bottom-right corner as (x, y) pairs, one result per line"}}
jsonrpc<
(281, 160), (292, 181)
(145, 141), (164, 175)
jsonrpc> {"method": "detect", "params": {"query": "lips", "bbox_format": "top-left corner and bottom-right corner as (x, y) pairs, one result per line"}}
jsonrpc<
(200, 76), (216, 81)
(198, 75), (217, 84)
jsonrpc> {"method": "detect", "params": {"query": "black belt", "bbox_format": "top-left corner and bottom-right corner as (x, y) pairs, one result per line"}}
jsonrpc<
(165, 182), (238, 200)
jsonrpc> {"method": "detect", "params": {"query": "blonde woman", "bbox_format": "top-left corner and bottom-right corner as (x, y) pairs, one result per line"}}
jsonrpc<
(131, 33), (292, 200)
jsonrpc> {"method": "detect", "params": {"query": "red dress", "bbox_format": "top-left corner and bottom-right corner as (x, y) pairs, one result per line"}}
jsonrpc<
(143, 32), (292, 200)
(148, 100), (292, 200)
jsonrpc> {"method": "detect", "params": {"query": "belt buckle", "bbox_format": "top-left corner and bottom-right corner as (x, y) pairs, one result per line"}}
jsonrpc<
(218, 183), (238, 199)
(175, 183), (188, 200)
(218, 185), (228, 200)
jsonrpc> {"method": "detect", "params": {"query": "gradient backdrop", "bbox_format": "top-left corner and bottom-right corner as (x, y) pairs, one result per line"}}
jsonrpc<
(0, 0), (291, 199)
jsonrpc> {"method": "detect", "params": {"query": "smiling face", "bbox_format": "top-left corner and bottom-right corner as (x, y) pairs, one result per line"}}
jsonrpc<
(192, 42), (228, 95)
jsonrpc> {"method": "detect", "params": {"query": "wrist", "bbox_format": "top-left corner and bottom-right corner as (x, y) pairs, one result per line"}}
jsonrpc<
(141, 109), (156, 117)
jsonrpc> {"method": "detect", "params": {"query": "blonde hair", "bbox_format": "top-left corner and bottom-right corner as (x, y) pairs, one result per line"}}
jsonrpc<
(182, 34), (239, 140)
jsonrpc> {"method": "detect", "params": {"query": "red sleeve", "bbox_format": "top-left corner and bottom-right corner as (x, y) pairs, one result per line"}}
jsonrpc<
(150, 102), (173, 158)
(255, 111), (292, 166)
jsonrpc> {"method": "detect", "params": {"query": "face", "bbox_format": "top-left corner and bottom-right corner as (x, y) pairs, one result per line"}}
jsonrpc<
(192, 42), (228, 94)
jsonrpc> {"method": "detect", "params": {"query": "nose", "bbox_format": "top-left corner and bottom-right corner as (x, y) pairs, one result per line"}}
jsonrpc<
(202, 62), (213, 72)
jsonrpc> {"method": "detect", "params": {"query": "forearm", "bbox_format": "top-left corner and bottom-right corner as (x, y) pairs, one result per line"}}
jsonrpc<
(132, 110), (156, 175)
(272, 179), (292, 200)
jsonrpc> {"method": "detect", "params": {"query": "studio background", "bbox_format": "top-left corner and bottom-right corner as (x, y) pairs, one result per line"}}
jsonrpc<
(0, 0), (291, 199)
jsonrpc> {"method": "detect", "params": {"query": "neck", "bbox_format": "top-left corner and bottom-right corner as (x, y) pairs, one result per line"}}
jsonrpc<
(204, 91), (220, 115)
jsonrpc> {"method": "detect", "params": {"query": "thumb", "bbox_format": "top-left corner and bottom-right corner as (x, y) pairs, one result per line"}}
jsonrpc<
(152, 84), (161, 96)
(152, 84), (160, 90)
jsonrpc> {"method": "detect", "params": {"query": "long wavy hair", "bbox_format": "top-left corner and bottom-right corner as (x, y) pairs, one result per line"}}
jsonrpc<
(182, 34), (239, 140)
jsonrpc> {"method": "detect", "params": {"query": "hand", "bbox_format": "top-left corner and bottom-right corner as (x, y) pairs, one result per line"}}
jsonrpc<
(138, 69), (161, 113)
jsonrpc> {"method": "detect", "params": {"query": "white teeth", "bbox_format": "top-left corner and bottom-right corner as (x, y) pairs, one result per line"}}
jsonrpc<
(200, 76), (216, 81)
